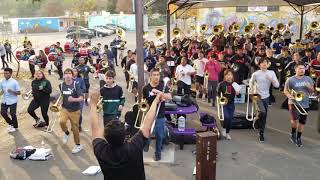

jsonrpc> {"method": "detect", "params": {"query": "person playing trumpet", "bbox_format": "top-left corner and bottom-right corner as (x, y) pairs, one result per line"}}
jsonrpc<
(249, 58), (279, 142)
(100, 70), (125, 126)
(59, 68), (84, 154)
(284, 62), (314, 147)
(27, 70), (52, 128)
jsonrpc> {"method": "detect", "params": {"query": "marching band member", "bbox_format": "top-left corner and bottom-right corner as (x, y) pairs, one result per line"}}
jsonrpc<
(4, 40), (12, 63)
(0, 68), (21, 133)
(76, 57), (93, 105)
(100, 70), (125, 125)
(310, 52), (320, 78)
(230, 47), (251, 84)
(72, 68), (86, 131)
(37, 50), (48, 71)
(0, 42), (8, 69)
(155, 55), (171, 79)
(165, 50), (176, 78)
(204, 54), (221, 106)
(249, 58), (279, 142)
(194, 51), (208, 99)
(25, 42), (36, 78)
(217, 69), (240, 140)
(59, 68), (84, 154)
(104, 45), (115, 70)
(142, 68), (171, 161)
(284, 62), (314, 147)
(175, 56), (196, 95)
(129, 53), (139, 101)
(28, 70), (52, 128)
(284, 52), (301, 80)
(121, 50), (133, 89)
(110, 38), (120, 66)
(301, 49), (314, 68)
(266, 48), (277, 104)
(54, 47), (64, 80)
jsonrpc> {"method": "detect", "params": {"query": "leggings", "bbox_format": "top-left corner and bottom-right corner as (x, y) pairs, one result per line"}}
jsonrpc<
(28, 98), (50, 126)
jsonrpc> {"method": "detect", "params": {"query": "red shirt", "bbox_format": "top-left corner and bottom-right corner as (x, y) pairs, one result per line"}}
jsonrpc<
(204, 60), (221, 81)
(207, 50), (220, 59)
(310, 59), (320, 77)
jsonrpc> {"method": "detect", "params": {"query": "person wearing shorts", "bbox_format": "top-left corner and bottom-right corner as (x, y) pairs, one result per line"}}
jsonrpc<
(284, 62), (314, 147)
(193, 51), (208, 99)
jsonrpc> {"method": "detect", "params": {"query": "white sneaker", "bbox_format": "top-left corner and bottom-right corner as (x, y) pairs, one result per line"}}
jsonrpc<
(8, 126), (16, 133)
(7, 125), (12, 131)
(72, 144), (83, 154)
(226, 133), (232, 140)
(222, 128), (227, 137)
(62, 133), (69, 144)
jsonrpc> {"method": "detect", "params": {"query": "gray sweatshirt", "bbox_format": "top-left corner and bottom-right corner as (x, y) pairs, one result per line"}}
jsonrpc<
(249, 70), (279, 99)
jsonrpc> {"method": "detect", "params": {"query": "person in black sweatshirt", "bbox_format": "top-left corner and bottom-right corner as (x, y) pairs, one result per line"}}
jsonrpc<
(27, 70), (52, 127)
(100, 70), (125, 126)
(217, 69), (239, 140)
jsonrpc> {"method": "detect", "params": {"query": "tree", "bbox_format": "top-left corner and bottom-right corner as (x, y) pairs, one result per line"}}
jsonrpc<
(116, 0), (132, 13)
(39, 0), (65, 17)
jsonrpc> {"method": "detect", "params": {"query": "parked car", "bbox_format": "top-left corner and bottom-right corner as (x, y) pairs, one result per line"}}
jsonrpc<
(66, 29), (94, 39)
(66, 26), (85, 33)
(95, 25), (116, 33)
(105, 24), (127, 31)
(95, 27), (114, 36)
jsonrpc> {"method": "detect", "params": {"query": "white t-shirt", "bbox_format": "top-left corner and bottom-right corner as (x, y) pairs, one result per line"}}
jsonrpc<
(129, 63), (138, 82)
(193, 58), (208, 77)
(175, 64), (195, 85)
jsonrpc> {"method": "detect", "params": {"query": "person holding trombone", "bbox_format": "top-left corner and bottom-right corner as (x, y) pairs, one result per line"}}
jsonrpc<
(284, 62), (314, 147)
(249, 58), (279, 142)
(217, 69), (240, 140)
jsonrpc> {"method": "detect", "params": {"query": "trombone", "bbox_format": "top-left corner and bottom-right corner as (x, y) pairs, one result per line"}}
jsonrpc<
(47, 94), (62, 132)
(134, 99), (150, 129)
(128, 73), (134, 93)
(216, 92), (228, 121)
(203, 71), (209, 93)
(289, 89), (308, 115)
(22, 90), (33, 100)
(96, 97), (103, 113)
(246, 82), (260, 121)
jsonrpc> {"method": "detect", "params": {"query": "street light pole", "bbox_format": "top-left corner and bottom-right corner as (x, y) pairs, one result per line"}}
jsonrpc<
(134, 0), (145, 101)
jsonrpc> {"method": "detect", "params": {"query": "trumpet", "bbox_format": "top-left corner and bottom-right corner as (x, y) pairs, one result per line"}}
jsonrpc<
(50, 94), (62, 113)
(289, 89), (307, 115)
(216, 92), (228, 121)
(246, 82), (260, 121)
(22, 90), (33, 100)
(96, 97), (103, 113)
(134, 99), (150, 129)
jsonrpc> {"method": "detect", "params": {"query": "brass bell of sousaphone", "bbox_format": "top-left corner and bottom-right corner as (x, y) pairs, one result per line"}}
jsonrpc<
(232, 24), (240, 33)
(155, 29), (165, 39)
(276, 23), (285, 32)
(200, 24), (208, 34)
(310, 21), (319, 30)
(172, 27), (181, 38)
(116, 28), (126, 38)
(258, 23), (266, 32)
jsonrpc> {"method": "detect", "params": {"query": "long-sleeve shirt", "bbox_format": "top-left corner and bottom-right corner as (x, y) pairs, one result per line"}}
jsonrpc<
(249, 70), (279, 99)
(217, 81), (236, 105)
(100, 84), (125, 116)
(204, 60), (221, 81)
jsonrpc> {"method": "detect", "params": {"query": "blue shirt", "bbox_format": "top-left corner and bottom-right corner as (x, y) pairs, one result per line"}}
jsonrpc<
(0, 78), (20, 105)
(74, 77), (86, 93)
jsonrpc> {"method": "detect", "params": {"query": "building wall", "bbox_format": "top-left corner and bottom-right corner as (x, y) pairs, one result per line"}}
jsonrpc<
(17, 17), (60, 33)
(88, 14), (148, 31)
(175, 6), (320, 40)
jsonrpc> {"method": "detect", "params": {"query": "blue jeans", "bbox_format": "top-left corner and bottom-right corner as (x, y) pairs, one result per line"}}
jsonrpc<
(223, 103), (235, 133)
(148, 117), (166, 157)
(255, 97), (269, 134)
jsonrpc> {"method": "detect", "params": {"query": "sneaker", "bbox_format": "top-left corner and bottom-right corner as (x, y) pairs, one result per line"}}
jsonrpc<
(259, 134), (265, 142)
(290, 133), (297, 144)
(226, 133), (232, 140)
(62, 133), (69, 144)
(296, 138), (303, 147)
(154, 155), (161, 161)
(221, 128), (227, 137)
(34, 119), (46, 128)
(7, 125), (12, 131)
(8, 126), (16, 133)
(72, 144), (83, 154)
(212, 102), (215, 107)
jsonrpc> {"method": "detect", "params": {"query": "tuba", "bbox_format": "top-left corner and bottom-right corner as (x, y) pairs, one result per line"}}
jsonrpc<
(143, 31), (149, 39)
(22, 90), (33, 100)
(203, 71), (209, 93)
(258, 23), (266, 33)
(134, 99), (150, 129)
(232, 24), (240, 33)
(276, 23), (285, 32)
(310, 21), (319, 30)
(128, 72), (135, 93)
(244, 25), (252, 36)
(155, 29), (165, 39)
(50, 94), (62, 112)
(172, 27), (181, 38)
(199, 24), (208, 34)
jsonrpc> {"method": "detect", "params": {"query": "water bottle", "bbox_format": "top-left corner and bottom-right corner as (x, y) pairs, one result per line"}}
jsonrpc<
(178, 116), (186, 131)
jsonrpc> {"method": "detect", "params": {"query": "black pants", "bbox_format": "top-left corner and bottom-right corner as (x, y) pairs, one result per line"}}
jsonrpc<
(1, 103), (18, 128)
(1, 55), (8, 69)
(177, 81), (191, 95)
(103, 115), (119, 126)
(255, 98), (269, 134)
(29, 63), (35, 77)
(6, 52), (12, 62)
(55, 64), (63, 79)
(28, 99), (50, 126)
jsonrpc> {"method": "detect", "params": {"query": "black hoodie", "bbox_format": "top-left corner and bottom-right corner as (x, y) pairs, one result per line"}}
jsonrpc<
(31, 78), (52, 100)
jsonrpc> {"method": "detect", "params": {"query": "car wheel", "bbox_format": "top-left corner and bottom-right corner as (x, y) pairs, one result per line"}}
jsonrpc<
(98, 33), (103, 37)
